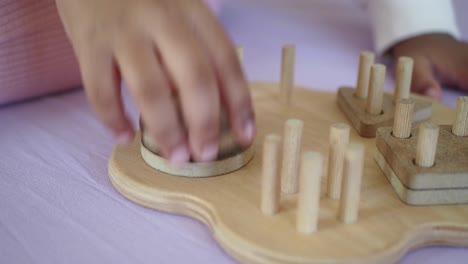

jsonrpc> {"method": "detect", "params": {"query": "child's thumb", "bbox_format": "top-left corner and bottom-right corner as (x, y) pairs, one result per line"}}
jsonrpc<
(410, 56), (442, 100)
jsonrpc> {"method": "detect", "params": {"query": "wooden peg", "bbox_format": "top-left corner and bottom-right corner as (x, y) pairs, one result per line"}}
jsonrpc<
(280, 45), (296, 104)
(338, 143), (365, 224)
(281, 119), (304, 194)
(392, 98), (414, 139)
(452, 96), (468, 137)
(415, 123), (439, 168)
(355, 51), (375, 99)
(327, 123), (350, 200)
(297, 152), (323, 234)
(365, 64), (386, 115)
(236, 46), (244, 64)
(261, 134), (282, 215)
(393, 57), (414, 103)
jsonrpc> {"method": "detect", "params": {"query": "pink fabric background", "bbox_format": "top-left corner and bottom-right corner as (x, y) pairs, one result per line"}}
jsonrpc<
(0, 0), (221, 105)
(0, 1), (467, 264)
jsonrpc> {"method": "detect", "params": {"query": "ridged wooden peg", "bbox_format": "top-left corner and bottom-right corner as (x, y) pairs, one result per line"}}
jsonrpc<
(261, 134), (282, 216)
(365, 64), (386, 115)
(281, 119), (304, 194)
(297, 152), (323, 234)
(355, 51), (375, 99)
(236, 46), (244, 64)
(392, 98), (415, 139)
(327, 123), (350, 200)
(280, 45), (296, 104)
(338, 143), (365, 224)
(415, 122), (439, 168)
(452, 96), (468, 137)
(393, 57), (414, 103)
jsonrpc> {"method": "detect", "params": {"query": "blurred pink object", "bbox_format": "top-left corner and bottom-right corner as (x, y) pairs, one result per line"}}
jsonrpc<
(0, 0), (222, 105)
(0, 0), (81, 105)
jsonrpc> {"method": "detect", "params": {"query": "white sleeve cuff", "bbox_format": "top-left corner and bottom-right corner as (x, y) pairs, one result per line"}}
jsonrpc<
(368, 0), (460, 54)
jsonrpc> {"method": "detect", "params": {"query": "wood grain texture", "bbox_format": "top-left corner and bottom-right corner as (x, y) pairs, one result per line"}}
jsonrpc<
(338, 143), (365, 224)
(452, 96), (468, 137)
(280, 45), (296, 105)
(392, 99), (414, 139)
(261, 134), (282, 215)
(280, 119), (304, 194)
(355, 51), (375, 99)
(296, 152), (322, 234)
(375, 125), (468, 205)
(337, 87), (432, 138)
(393, 57), (413, 103)
(327, 123), (350, 200)
(415, 123), (439, 168)
(366, 64), (386, 115)
(109, 82), (468, 264)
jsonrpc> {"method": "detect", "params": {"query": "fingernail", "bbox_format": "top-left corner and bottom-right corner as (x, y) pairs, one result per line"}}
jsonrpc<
(117, 131), (133, 145)
(169, 144), (190, 163)
(201, 143), (218, 162)
(424, 88), (438, 98)
(243, 117), (254, 143)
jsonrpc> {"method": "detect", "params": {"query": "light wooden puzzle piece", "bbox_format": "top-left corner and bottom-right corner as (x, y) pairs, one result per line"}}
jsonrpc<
(337, 53), (432, 138)
(108, 46), (468, 263)
(375, 96), (468, 205)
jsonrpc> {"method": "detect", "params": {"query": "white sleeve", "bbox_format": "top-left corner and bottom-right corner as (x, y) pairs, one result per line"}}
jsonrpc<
(368, 0), (460, 54)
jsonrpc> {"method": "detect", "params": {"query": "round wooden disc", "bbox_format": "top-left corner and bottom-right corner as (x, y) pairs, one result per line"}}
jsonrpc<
(140, 143), (255, 177)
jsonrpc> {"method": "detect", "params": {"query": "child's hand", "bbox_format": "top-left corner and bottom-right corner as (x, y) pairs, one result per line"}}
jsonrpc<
(56, 0), (254, 162)
(391, 33), (468, 100)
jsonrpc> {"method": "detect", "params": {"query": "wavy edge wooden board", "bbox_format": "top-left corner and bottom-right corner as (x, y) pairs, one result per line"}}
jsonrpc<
(108, 82), (468, 264)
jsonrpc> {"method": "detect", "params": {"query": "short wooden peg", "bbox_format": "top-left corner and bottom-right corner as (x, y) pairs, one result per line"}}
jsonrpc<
(327, 123), (350, 200)
(338, 143), (365, 224)
(365, 64), (386, 115)
(355, 51), (375, 99)
(415, 122), (439, 168)
(281, 119), (304, 194)
(297, 151), (323, 234)
(393, 57), (413, 103)
(392, 98), (414, 139)
(452, 96), (468, 137)
(280, 45), (296, 104)
(261, 134), (282, 215)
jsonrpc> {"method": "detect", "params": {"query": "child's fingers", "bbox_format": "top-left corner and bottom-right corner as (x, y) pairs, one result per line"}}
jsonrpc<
(115, 37), (189, 162)
(410, 56), (442, 100)
(79, 48), (134, 143)
(149, 12), (221, 162)
(187, 2), (255, 146)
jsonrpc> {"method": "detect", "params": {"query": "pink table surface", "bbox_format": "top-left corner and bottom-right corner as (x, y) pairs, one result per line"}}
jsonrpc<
(1, 1), (467, 263)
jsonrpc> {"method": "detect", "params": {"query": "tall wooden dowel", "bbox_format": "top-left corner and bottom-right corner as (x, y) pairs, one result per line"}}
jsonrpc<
(416, 123), (439, 168)
(392, 98), (414, 139)
(281, 119), (304, 194)
(297, 152), (323, 234)
(280, 45), (296, 105)
(236, 46), (244, 64)
(393, 57), (414, 103)
(365, 64), (386, 115)
(261, 134), (282, 215)
(452, 96), (468, 137)
(327, 123), (350, 200)
(355, 51), (375, 99)
(338, 143), (365, 224)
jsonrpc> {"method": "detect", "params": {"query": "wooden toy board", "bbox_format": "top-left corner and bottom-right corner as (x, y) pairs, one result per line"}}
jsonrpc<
(108, 82), (468, 264)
